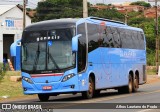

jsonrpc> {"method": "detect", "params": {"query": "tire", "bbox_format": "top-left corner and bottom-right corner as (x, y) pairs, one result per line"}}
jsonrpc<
(82, 77), (95, 99)
(127, 75), (133, 93)
(38, 94), (49, 102)
(118, 75), (133, 94)
(133, 75), (139, 92)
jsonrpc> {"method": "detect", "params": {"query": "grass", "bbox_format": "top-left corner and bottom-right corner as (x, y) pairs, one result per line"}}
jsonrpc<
(0, 71), (34, 101)
(146, 68), (156, 75)
(5, 71), (21, 76)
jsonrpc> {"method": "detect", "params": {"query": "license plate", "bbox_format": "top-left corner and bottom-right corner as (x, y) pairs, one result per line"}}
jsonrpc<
(42, 86), (52, 90)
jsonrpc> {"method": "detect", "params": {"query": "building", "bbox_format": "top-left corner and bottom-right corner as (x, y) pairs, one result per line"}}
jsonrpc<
(115, 5), (144, 13)
(0, 5), (31, 63)
(144, 7), (160, 18)
(91, 5), (144, 13)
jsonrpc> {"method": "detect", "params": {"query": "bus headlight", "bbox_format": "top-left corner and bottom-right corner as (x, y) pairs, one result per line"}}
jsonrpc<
(62, 73), (75, 82)
(22, 76), (33, 84)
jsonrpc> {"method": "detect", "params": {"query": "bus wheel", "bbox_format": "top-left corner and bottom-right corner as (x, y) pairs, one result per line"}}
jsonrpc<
(82, 77), (94, 99)
(38, 94), (49, 102)
(133, 75), (139, 92)
(127, 75), (133, 93)
(118, 75), (133, 94)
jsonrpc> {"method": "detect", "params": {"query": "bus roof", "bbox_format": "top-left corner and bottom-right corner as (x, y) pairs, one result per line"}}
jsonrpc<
(85, 17), (143, 32)
(25, 18), (79, 31)
(25, 17), (143, 32)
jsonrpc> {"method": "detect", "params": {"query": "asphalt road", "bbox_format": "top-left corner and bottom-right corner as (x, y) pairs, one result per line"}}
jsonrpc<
(1, 81), (160, 112)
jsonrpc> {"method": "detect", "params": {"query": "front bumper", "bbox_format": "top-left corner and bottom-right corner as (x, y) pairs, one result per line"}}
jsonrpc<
(22, 75), (80, 95)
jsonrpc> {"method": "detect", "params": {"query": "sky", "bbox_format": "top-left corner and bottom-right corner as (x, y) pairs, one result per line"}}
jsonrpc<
(0, 0), (39, 9)
(0, 0), (158, 9)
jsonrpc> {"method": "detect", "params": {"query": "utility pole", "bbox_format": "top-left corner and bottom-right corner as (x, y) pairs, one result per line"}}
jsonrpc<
(148, 0), (159, 74)
(125, 9), (128, 24)
(23, 0), (26, 30)
(83, 0), (88, 18)
(155, 0), (159, 74)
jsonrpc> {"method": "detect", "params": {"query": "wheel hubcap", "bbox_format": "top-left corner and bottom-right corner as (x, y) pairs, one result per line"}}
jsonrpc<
(129, 78), (132, 92)
(89, 82), (93, 94)
(134, 78), (138, 89)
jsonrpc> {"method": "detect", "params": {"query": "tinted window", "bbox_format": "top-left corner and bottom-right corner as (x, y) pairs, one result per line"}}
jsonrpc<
(77, 23), (87, 73)
(103, 26), (122, 48)
(112, 28), (121, 48)
(120, 29), (145, 50)
(87, 23), (145, 50)
(105, 27), (114, 47)
(88, 23), (101, 52)
(132, 31), (139, 49)
(138, 32), (145, 49)
(120, 32), (127, 48)
(126, 30), (134, 49)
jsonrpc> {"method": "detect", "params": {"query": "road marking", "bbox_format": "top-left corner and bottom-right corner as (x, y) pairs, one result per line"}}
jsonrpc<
(54, 89), (160, 108)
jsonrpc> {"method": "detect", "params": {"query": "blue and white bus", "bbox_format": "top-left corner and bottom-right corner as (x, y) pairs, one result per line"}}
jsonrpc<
(16, 17), (146, 101)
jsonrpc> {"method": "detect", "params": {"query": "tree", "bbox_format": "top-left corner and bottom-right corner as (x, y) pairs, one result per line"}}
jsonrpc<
(34, 0), (83, 21)
(34, 0), (124, 22)
(90, 8), (124, 21)
(130, 1), (151, 8)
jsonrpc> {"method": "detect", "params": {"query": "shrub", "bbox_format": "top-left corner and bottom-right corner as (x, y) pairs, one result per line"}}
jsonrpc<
(0, 63), (6, 82)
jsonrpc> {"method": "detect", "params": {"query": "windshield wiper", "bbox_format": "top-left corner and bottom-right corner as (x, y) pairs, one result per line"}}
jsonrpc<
(48, 53), (60, 70)
(32, 43), (40, 73)
(47, 44), (60, 70)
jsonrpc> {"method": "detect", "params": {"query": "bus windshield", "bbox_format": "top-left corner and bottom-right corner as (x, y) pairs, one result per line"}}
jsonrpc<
(21, 28), (75, 74)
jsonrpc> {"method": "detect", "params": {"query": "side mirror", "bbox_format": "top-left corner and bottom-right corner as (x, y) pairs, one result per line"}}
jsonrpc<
(10, 39), (21, 71)
(72, 34), (82, 52)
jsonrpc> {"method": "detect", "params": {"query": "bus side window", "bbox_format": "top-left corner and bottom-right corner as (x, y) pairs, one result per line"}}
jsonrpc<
(102, 27), (110, 47)
(106, 26), (114, 48)
(112, 28), (121, 48)
(120, 29), (127, 48)
(87, 23), (99, 52)
(77, 23), (87, 73)
(139, 32), (145, 50)
(132, 31), (138, 49)
(126, 29), (135, 49)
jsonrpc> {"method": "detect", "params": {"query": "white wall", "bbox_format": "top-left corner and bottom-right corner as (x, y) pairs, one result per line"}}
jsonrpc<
(0, 30), (3, 62)
(0, 6), (31, 62)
